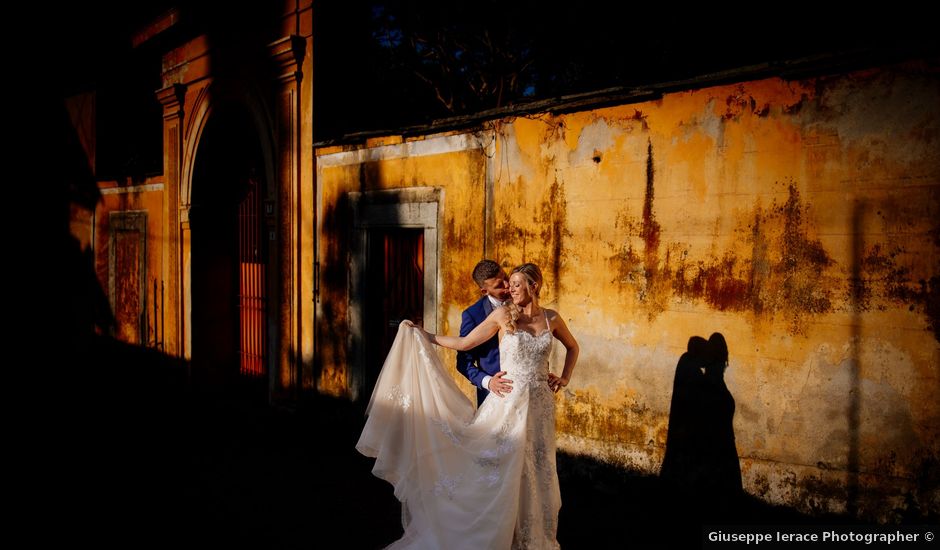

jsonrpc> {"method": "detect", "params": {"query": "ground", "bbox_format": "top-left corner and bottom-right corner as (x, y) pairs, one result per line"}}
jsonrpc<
(36, 335), (860, 548)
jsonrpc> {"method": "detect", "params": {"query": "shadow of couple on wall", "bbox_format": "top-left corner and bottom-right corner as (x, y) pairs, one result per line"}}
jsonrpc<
(660, 332), (743, 515)
(660, 332), (743, 519)
(556, 333), (802, 547)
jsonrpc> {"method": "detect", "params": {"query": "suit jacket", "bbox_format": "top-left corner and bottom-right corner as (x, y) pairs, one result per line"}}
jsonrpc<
(456, 296), (501, 406)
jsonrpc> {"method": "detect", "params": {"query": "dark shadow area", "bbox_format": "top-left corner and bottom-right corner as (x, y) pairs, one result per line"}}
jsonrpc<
(190, 103), (268, 400)
(556, 452), (849, 549)
(43, 2), (940, 143)
(39, 381), (864, 548)
(44, 78), (264, 545)
(660, 333), (744, 519)
(848, 200), (864, 515)
(700, 333), (745, 509)
(52, 336), (192, 544)
(42, 92), (395, 546)
(660, 335), (709, 494)
(41, 98), (195, 545)
(311, 1), (940, 140)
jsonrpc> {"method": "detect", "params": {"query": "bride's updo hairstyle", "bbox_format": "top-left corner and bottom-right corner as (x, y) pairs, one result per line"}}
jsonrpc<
(512, 263), (543, 298)
(505, 263), (543, 333)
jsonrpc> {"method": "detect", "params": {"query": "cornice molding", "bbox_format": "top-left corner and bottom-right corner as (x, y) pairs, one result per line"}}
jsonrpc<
(268, 35), (306, 84)
(156, 84), (186, 119)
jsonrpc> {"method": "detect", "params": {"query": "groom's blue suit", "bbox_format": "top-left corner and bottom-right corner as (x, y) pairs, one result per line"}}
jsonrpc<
(456, 296), (501, 406)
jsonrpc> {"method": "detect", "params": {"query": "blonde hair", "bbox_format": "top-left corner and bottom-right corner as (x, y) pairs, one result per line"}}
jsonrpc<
(505, 263), (543, 333)
(512, 263), (543, 297)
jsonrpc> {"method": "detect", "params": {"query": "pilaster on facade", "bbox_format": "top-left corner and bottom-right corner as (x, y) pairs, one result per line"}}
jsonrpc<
(156, 84), (186, 120)
(268, 36), (306, 84)
(268, 35), (306, 402)
(156, 83), (186, 358)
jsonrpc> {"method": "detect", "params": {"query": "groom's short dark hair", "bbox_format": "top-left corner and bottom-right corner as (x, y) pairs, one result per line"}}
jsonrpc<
(472, 260), (503, 287)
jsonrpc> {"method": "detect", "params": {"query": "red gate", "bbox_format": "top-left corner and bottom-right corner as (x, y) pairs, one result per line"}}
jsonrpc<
(237, 177), (266, 377)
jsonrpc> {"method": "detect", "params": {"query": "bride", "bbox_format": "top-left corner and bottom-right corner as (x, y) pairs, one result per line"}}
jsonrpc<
(357, 263), (579, 549)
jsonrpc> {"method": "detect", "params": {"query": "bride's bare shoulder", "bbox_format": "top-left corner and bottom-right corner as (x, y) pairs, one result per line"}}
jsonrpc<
(544, 308), (566, 328)
(486, 305), (509, 320)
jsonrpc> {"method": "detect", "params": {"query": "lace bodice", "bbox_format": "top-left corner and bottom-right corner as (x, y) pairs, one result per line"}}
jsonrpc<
(500, 330), (552, 387)
(358, 317), (562, 549)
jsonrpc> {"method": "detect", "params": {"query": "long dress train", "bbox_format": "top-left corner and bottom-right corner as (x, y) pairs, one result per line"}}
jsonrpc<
(356, 321), (561, 549)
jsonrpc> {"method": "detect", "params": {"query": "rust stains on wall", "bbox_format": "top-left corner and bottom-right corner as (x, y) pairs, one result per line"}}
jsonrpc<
(610, 138), (671, 320)
(687, 252), (752, 312)
(849, 187), (940, 342)
(613, 178), (839, 334)
(555, 387), (665, 450)
(859, 243), (940, 341)
(537, 176), (571, 296)
(859, 243), (912, 311)
(927, 277), (940, 342)
(771, 185), (836, 322)
(495, 173), (571, 299)
(641, 140), (662, 277)
(610, 210), (643, 286)
(316, 194), (351, 395)
(722, 85), (773, 120)
(688, 183), (836, 333)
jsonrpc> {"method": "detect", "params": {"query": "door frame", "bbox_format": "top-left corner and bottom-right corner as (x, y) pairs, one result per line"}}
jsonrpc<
(347, 187), (441, 401)
(109, 210), (148, 344)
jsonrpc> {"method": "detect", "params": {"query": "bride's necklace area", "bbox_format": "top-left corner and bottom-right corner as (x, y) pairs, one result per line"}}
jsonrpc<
(516, 306), (542, 325)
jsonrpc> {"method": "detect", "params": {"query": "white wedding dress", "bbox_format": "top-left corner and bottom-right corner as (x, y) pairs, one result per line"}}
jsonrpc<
(356, 320), (561, 549)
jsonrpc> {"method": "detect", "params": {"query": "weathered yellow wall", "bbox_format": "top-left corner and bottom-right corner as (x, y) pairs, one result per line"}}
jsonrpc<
(316, 135), (489, 402)
(315, 61), (939, 519)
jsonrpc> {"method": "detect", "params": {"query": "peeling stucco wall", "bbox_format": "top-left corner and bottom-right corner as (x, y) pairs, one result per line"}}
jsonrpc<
(316, 134), (490, 402)
(315, 61), (940, 520)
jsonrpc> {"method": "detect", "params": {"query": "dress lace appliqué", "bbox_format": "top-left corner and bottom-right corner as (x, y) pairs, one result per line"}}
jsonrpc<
(385, 384), (412, 411)
(357, 321), (562, 549)
(433, 472), (464, 500)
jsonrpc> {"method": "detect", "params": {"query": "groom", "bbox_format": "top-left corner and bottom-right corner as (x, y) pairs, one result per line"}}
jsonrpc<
(457, 259), (514, 406)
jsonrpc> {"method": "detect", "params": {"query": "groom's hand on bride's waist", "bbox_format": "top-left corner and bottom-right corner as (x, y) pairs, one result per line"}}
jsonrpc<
(487, 371), (513, 397)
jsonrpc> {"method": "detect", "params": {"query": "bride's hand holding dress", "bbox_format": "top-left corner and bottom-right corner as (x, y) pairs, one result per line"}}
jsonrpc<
(357, 308), (573, 549)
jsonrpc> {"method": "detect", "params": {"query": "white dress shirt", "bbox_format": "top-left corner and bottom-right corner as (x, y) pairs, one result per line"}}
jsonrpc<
(479, 295), (505, 391)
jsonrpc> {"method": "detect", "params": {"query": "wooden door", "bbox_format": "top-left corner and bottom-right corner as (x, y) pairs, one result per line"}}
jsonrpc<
(365, 228), (424, 389)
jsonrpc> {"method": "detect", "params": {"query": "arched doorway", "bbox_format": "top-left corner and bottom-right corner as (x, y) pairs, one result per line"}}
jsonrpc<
(190, 104), (269, 398)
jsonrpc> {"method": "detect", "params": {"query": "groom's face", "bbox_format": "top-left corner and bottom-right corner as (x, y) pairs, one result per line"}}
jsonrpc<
(480, 272), (510, 301)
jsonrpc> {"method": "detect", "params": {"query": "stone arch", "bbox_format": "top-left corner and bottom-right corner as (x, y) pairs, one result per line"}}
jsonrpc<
(178, 80), (278, 392)
(181, 82), (276, 209)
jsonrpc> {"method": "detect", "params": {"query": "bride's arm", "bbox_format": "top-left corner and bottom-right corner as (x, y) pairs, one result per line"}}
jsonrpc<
(548, 310), (579, 391)
(425, 307), (507, 351)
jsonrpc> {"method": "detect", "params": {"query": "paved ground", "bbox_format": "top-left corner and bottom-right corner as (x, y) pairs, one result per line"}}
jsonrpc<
(45, 395), (837, 548)
(40, 336), (862, 548)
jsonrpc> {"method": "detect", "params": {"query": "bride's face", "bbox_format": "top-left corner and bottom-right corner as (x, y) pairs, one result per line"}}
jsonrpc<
(509, 273), (532, 305)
